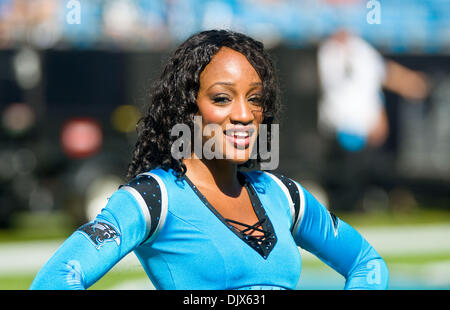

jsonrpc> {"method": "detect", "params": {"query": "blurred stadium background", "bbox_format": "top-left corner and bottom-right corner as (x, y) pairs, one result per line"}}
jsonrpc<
(0, 0), (449, 290)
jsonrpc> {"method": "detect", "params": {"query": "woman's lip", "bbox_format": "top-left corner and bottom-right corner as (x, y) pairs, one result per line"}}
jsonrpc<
(224, 132), (251, 148)
(223, 126), (256, 148)
(224, 127), (256, 136)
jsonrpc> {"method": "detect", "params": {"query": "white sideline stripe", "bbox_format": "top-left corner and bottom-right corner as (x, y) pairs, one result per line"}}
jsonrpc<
(0, 240), (143, 275)
(1, 225), (450, 275)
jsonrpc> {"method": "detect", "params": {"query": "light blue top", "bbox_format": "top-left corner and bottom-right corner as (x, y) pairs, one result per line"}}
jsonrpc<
(30, 168), (388, 290)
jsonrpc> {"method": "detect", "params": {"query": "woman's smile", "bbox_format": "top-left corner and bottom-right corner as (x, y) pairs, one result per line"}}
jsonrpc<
(224, 125), (256, 149)
(195, 46), (264, 163)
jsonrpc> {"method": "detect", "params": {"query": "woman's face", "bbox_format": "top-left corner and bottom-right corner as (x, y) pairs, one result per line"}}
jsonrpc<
(195, 47), (264, 164)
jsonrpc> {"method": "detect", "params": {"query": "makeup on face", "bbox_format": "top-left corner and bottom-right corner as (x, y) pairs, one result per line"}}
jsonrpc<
(195, 47), (264, 163)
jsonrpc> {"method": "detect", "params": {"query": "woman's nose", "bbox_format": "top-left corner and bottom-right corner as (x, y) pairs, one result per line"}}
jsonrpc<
(229, 97), (254, 124)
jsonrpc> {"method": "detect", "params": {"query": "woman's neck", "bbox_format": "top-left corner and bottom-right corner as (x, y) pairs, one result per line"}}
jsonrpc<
(182, 157), (242, 196)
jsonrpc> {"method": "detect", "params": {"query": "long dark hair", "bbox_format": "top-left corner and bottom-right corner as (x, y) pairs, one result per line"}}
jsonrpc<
(126, 30), (280, 181)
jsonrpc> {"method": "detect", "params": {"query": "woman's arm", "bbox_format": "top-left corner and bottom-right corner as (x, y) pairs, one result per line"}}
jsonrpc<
(29, 187), (150, 290)
(292, 183), (389, 290)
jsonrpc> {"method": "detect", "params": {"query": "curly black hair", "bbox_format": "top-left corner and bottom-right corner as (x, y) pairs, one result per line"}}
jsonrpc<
(126, 29), (280, 181)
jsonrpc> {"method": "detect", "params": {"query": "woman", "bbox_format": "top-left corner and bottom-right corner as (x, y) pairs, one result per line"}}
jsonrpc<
(30, 30), (388, 290)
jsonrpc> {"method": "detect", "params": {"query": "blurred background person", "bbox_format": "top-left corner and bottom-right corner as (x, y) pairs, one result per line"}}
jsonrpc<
(317, 28), (430, 211)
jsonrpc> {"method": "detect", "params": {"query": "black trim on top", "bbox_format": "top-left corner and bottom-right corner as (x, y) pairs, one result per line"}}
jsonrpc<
(271, 173), (301, 229)
(183, 171), (277, 259)
(330, 212), (339, 232)
(122, 174), (162, 243)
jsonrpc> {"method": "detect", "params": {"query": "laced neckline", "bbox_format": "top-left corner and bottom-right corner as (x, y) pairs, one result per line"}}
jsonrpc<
(224, 217), (275, 250)
(183, 171), (277, 259)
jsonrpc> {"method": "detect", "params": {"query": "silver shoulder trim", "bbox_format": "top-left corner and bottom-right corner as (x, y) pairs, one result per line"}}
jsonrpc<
(139, 172), (169, 244)
(263, 172), (295, 225)
(120, 185), (151, 239)
(120, 185), (152, 236)
(291, 181), (306, 235)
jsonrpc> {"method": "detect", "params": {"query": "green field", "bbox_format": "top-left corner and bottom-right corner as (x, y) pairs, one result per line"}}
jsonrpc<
(2, 207), (450, 244)
(0, 267), (149, 290)
(2, 252), (449, 290)
(1, 208), (449, 290)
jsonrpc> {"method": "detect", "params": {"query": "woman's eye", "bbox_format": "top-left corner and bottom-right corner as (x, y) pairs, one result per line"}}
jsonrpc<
(249, 96), (262, 105)
(212, 96), (231, 104)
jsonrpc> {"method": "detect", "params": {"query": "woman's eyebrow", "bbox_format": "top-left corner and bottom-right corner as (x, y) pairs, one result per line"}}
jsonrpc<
(207, 81), (234, 91)
(250, 82), (262, 86)
(207, 81), (262, 91)
(248, 82), (263, 90)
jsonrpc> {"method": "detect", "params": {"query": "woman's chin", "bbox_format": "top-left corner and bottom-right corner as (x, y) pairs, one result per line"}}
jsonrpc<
(227, 157), (251, 165)
(222, 148), (254, 165)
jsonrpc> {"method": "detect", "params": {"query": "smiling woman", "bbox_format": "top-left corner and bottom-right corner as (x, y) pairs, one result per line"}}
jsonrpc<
(30, 30), (388, 290)
(126, 30), (280, 180)
(194, 47), (263, 160)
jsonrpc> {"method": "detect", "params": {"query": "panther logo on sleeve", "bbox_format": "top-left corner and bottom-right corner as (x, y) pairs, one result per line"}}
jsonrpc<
(77, 220), (121, 249)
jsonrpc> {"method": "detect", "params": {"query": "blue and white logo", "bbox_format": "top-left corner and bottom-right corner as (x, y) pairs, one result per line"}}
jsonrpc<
(77, 220), (121, 249)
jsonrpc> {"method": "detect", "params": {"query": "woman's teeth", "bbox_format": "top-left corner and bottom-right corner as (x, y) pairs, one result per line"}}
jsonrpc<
(225, 129), (252, 137)
(233, 131), (249, 137)
(224, 130), (252, 148)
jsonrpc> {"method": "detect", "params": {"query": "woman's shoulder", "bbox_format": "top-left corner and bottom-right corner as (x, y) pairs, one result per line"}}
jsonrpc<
(243, 169), (303, 201)
(244, 170), (305, 227)
(118, 168), (170, 244)
(244, 169), (299, 186)
(122, 167), (179, 188)
(120, 167), (172, 212)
